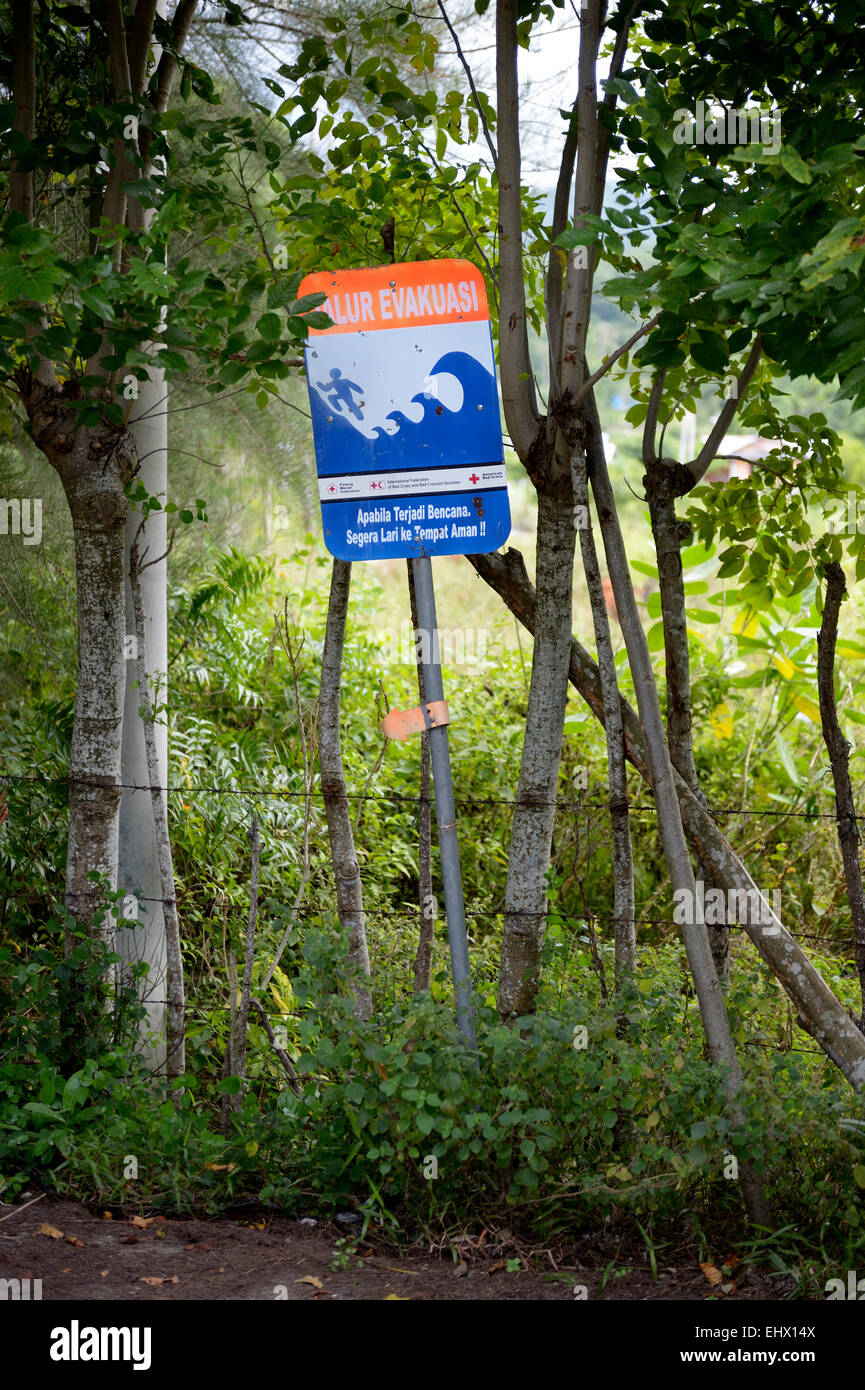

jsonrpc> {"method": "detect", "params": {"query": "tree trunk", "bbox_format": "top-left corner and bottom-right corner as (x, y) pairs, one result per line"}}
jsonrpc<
(645, 457), (699, 789)
(588, 419), (766, 1224)
(817, 562), (865, 1030)
(319, 560), (372, 1021)
(119, 368), (169, 1063)
(43, 431), (132, 941)
(645, 454), (729, 985)
(571, 445), (635, 983)
(129, 536), (185, 1077)
(498, 488), (576, 1018)
(11, 0), (35, 224)
(117, 0), (195, 1063)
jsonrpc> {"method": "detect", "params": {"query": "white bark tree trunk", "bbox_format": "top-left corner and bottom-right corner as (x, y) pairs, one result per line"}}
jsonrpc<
(119, 369), (169, 1064)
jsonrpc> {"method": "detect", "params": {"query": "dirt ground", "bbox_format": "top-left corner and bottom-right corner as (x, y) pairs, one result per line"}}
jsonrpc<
(0, 1194), (799, 1301)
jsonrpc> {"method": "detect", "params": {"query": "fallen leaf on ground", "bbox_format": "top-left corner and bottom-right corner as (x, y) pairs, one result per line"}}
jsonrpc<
(102, 1211), (113, 1220)
(65, 1236), (84, 1249)
(700, 1263), (723, 1286)
(130, 1216), (153, 1229)
(39, 1224), (64, 1240)
(140, 1275), (179, 1286)
(100, 1270), (109, 1278)
(384, 1293), (411, 1300)
(295, 1275), (324, 1289)
(202, 1163), (235, 1172)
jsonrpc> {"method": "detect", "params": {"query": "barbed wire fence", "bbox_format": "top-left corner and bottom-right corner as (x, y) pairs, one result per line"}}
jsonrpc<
(2, 769), (861, 959)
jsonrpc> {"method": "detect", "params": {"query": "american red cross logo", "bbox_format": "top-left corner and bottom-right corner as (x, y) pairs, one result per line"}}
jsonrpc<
(469, 473), (479, 484)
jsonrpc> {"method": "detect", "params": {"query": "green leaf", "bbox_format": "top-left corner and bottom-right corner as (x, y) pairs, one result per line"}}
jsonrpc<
(80, 287), (115, 320)
(690, 336), (729, 373)
(555, 227), (598, 250)
(777, 147), (813, 184)
(774, 732), (802, 787)
(257, 311), (282, 342)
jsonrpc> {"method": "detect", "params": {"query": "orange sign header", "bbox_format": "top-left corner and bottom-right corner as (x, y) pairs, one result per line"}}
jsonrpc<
(298, 259), (490, 336)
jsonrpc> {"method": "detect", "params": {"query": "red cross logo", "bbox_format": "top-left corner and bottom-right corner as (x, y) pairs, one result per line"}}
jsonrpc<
(469, 473), (479, 484)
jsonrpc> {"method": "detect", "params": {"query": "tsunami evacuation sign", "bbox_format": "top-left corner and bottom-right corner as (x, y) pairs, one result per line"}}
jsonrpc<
(299, 259), (511, 561)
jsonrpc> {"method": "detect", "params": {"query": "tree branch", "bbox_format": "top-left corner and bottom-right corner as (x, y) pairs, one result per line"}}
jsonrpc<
(437, 0), (497, 171)
(573, 310), (661, 408)
(642, 368), (666, 466)
(593, 1), (639, 217)
(817, 562), (865, 1030)
(128, 0), (160, 96)
(11, 0), (35, 222)
(559, 0), (602, 399)
(495, 0), (540, 460)
(544, 94), (578, 420)
(140, 0), (199, 167)
(686, 336), (762, 484)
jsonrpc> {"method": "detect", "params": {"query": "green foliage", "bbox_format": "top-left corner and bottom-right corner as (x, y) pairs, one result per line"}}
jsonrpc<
(5, 918), (862, 1282)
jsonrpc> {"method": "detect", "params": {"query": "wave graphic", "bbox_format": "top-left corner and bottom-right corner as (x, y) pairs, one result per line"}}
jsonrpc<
(311, 350), (503, 474)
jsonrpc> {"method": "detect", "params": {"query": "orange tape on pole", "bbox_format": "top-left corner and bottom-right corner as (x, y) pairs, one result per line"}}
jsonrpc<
(381, 701), (451, 742)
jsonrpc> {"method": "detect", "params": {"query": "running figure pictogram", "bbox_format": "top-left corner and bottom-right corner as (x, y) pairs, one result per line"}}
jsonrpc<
(317, 367), (364, 421)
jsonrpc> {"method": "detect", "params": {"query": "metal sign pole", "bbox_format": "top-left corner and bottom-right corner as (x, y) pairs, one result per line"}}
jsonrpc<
(410, 554), (476, 1049)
